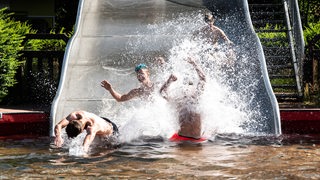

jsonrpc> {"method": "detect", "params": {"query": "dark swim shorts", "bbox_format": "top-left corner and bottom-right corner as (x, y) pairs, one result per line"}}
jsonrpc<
(101, 117), (119, 135)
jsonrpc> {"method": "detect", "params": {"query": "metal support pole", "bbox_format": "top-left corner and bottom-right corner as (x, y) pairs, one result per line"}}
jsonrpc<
(283, 0), (303, 97)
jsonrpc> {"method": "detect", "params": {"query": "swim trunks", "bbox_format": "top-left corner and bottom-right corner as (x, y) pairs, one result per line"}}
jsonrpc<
(169, 133), (207, 143)
(100, 117), (119, 135)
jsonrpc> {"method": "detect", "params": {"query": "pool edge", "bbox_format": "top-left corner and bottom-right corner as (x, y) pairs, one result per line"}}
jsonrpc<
(0, 108), (319, 138)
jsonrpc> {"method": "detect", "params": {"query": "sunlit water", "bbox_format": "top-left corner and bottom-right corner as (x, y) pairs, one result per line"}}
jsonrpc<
(1, 134), (320, 179)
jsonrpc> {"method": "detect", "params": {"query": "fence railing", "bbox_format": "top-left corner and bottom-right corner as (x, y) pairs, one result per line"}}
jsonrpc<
(288, 0), (305, 68)
(12, 34), (68, 105)
(286, 0), (306, 97)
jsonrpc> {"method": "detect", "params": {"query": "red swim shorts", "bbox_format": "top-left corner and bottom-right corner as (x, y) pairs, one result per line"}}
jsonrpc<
(169, 133), (207, 143)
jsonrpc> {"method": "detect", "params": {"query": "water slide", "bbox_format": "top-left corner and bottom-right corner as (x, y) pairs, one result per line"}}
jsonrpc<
(50, 0), (281, 137)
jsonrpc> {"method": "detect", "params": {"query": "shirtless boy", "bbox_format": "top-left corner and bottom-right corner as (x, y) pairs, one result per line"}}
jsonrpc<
(194, 12), (233, 46)
(54, 110), (118, 152)
(101, 63), (154, 101)
(160, 58), (206, 140)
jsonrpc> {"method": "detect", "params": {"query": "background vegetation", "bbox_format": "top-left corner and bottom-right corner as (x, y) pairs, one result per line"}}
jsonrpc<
(0, 7), (72, 103)
(0, 8), (35, 101)
(300, 0), (320, 105)
(300, 0), (320, 47)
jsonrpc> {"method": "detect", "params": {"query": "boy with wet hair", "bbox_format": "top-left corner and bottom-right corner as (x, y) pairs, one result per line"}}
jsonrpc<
(54, 110), (118, 152)
(194, 11), (233, 46)
(101, 63), (154, 101)
(66, 120), (83, 138)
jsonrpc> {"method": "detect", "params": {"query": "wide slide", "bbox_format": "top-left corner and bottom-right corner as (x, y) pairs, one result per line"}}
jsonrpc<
(50, 0), (281, 136)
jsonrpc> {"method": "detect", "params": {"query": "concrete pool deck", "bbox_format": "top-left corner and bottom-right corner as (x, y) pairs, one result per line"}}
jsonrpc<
(1, 106), (320, 137)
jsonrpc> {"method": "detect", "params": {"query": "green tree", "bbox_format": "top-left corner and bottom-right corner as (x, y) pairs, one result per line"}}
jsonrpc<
(300, 0), (320, 46)
(0, 8), (35, 102)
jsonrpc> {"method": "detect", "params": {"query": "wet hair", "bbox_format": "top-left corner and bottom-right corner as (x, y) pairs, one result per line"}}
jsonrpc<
(204, 12), (214, 23)
(66, 120), (83, 138)
(135, 63), (148, 72)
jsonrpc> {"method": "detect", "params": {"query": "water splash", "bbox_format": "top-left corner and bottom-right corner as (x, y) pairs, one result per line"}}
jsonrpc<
(27, 71), (58, 104)
(100, 11), (268, 143)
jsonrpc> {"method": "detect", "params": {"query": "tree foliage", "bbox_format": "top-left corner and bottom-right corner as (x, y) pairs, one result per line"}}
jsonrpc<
(299, 0), (320, 25)
(0, 7), (73, 104)
(304, 22), (320, 48)
(0, 8), (35, 101)
(25, 28), (72, 51)
(299, 0), (320, 47)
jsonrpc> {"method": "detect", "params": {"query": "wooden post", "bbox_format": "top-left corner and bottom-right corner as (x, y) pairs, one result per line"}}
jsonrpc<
(308, 35), (320, 94)
(313, 54), (319, 91)
(48, 57), (54, 81)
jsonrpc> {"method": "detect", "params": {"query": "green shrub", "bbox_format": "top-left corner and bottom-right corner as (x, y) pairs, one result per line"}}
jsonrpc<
(25, 28), (72, 51)
(256, 24), (287, 47)
(299, 0), (320, 25)
(299, 0), (320, 47)
(304, 22), (320, 48)
(0, 8), (35, 102)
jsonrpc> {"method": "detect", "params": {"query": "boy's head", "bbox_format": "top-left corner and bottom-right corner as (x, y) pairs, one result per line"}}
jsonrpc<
(66, 120), (83, 138)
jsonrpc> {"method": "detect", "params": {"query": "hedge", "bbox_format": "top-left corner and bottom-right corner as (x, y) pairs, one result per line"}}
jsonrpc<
(0, 8), (35, 102)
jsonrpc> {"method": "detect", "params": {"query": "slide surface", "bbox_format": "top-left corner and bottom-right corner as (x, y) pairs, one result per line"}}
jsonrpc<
(50, 0), (281, 136)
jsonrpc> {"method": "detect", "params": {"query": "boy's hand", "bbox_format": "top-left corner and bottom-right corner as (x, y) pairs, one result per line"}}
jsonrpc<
(101, 80), (112, 91)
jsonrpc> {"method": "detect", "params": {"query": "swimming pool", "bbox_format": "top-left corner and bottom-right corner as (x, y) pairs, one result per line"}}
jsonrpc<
(0, 134), (319, 179)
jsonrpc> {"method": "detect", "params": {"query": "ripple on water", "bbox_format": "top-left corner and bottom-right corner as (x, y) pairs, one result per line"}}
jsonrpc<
(0, 134), (320, 179)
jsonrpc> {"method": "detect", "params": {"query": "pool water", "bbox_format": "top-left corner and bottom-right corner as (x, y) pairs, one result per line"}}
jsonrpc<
(1, 134), (320, 179)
